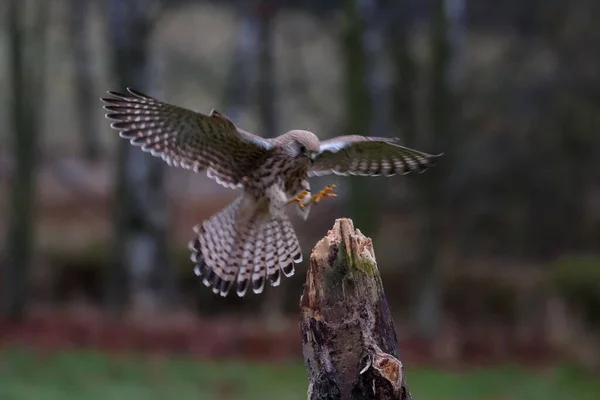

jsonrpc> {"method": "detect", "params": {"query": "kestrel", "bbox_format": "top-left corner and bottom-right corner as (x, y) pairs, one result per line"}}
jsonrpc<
(101, 88), (442, 297)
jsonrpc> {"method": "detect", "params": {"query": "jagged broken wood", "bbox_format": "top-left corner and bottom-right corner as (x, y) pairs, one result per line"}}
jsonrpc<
(300, 218), (413, 400)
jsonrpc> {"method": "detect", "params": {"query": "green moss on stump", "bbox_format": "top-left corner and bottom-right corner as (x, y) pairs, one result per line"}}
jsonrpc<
(323, 240), (379, 303)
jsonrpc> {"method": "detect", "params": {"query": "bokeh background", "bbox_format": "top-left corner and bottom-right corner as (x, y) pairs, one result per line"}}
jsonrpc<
(1, 0), (600, 399)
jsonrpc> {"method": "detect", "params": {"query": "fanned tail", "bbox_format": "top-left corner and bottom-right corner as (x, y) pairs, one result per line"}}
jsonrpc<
(188, 195), (303, 297)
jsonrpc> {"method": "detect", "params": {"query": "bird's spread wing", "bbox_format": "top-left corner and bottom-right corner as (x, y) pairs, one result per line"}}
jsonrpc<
(309, 135), (442, 177)
(101, 88), (273, 188)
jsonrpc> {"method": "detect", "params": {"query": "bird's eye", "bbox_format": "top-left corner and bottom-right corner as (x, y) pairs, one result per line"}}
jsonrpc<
(298, 144), (307, 154)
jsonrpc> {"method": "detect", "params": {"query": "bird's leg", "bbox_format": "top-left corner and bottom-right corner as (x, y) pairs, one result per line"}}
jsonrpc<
(306, 184), (337, 205)
(287, 185), (337, 210)
(287, 189), (310, 209)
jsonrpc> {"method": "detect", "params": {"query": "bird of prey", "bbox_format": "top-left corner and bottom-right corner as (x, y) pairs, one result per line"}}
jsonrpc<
(101, 88), (442, 297)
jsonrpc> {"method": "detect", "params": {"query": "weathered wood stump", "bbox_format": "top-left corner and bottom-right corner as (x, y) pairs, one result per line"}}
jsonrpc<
(300, 218), (412, 400)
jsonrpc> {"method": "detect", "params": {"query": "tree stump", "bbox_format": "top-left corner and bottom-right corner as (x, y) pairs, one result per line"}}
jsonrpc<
(300, 218), (413, 400)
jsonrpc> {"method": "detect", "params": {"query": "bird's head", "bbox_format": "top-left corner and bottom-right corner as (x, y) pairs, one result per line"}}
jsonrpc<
(282, 130), (321, 162)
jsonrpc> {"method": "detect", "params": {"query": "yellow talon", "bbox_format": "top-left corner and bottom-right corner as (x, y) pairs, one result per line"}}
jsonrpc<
(287, 185), (337, 210)
(311, 184), (337, 203)
(297, 189), (309, 201)
(288, 189), (310, 209)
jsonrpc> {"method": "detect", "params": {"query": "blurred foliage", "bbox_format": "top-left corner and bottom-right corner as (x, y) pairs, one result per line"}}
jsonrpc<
(45, 246), (551, 327)
(551, 254), (600, 328)
(445, 269), (523, 326)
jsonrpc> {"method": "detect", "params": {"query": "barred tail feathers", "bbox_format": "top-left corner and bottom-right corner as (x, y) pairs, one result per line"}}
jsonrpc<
(189, 196), (242, 296)
(189, 195), (303, 297)
(248, 216), (302, 294)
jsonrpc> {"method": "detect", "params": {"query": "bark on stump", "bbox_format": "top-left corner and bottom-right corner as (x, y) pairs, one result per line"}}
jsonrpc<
(300, 218), (412, 400)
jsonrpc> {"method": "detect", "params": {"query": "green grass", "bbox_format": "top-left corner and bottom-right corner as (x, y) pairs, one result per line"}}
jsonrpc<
(0, 348), (599, 400)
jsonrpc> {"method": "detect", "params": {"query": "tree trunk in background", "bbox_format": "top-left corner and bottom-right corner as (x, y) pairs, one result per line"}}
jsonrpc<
(256, 1), (277, 139)
(413, 0), (464, 339)
(222, 0), (258, 122)
(68, 0), (100, 162)
(388, 0), (417, 147)
(104, 0), (172, 316)
(343, 0), (388, 237)
(361, 0), (391, 145)
(361, 0), (392, 215)
(255, 1), (286, 329)
(444, 0), (466, 91)
(1, 0), (49, 321)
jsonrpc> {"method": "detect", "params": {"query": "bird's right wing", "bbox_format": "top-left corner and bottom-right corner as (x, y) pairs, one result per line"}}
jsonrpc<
(309, 135), (442, 177)
(102, 88), (273, 188)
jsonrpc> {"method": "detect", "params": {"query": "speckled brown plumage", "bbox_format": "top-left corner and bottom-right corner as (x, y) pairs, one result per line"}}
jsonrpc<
(101, 88), (442, 297)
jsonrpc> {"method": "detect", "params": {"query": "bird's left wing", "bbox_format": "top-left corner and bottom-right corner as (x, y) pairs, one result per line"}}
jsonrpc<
(102, 88), (273, 188)
(309, 135), (442, 177)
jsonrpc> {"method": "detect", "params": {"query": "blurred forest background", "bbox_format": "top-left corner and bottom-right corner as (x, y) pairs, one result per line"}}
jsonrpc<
(1, 0), (600, 398)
